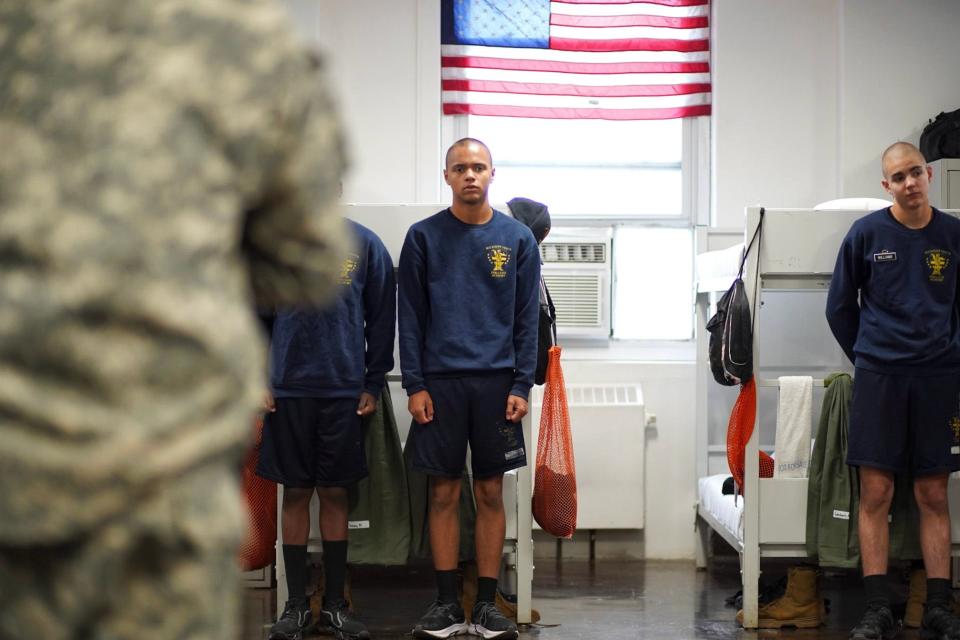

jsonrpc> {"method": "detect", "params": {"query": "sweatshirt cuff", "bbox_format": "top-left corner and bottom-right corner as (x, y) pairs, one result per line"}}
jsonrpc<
(363, 380), (384, 398)
(404, 381), (427, 396)
(509, 383), (531, 401)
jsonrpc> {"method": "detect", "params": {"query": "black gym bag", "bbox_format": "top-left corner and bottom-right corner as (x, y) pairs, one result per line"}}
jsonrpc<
(706, 209), (764, 386)
(919, 107), (960, 163)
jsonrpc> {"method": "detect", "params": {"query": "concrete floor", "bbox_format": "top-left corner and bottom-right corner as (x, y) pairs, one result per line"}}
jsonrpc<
(241, 556), (929, 639)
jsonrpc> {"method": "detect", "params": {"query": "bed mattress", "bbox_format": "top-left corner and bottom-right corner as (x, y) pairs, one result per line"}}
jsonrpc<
(698, 473), (743, 543)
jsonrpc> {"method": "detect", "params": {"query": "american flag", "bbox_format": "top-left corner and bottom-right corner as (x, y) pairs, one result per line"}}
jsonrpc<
(441, 0), (711, 120)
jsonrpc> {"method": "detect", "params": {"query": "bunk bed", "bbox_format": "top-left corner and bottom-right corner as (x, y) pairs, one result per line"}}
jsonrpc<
(694, 206), (960, 629)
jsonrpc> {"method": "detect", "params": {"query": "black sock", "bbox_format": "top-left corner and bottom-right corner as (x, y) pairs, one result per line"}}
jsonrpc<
(436, 569), (459, 604)
(928, 577), (952, 610)
(322, 540), (349, 604)
(477, 577), (498, 604)
(863, 574), (890, 609)
(282, 544), (309, 604)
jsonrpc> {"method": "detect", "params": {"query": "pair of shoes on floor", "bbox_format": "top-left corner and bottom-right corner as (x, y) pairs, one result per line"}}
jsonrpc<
(849, 603), (901, 640)
(270, 597), (370, 640)
(735, 565), (824, 629)
(413, 599), (519, 639)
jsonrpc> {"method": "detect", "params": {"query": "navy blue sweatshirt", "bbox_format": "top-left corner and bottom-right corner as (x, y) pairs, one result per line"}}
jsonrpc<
(398, 209), (540, 399)
(826, 207), (960, 375)
(268, 220), (396, 398)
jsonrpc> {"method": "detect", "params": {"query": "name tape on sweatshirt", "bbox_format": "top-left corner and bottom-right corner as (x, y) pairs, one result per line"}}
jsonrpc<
(348, 520), (370, 530)
(874, 251), (897, 262)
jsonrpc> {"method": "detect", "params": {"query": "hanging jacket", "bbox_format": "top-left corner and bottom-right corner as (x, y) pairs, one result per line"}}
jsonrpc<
(806, 373), (921, 567)
(346, 385), (412, 565)
(806, 373), (859, 567)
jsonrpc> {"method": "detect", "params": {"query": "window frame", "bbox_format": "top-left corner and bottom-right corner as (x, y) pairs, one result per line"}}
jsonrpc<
(451, 114), (710, 348)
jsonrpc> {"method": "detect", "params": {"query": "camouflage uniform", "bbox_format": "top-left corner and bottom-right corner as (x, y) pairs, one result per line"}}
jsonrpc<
(0, 1), (348, 637)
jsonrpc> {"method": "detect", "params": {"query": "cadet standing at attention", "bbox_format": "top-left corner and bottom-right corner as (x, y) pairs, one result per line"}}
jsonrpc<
(399, 138), (540, 640)
(259, 218), (395, 640)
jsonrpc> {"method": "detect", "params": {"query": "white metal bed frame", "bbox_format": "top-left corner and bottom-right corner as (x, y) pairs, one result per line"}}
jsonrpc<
(694, 206), (960, 629)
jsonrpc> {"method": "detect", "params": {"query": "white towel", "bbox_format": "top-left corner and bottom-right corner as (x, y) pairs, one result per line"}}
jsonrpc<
(774, 376), (813, 478)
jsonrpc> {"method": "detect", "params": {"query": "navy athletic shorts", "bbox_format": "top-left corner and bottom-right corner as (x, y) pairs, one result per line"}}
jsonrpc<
(257, 397), (368, 488)
(847, 367), (960, 475)
(409, 371), (527, 479)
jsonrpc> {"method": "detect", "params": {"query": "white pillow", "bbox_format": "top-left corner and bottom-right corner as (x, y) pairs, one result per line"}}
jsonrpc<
(814, 197), (892, 211)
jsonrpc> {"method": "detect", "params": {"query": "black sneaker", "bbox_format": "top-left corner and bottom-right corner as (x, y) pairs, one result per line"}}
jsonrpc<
(412, 600), (467, 639)
(471, 601), (519, 640)
(268, 598), (313, 640)
(320, 598), (370, 640)
(850, 604), (901, 640)
(922, 604), (960, 640)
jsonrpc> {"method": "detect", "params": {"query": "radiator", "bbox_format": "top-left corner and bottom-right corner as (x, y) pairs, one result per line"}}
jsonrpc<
(530, 383), (645, 529)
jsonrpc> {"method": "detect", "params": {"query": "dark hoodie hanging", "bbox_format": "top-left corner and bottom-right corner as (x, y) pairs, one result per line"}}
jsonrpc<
(508, 197), (555, 385)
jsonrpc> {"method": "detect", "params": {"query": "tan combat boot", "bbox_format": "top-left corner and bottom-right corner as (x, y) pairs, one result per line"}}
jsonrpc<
(736, 566), (823, 628)
(904, 567), (926, 628)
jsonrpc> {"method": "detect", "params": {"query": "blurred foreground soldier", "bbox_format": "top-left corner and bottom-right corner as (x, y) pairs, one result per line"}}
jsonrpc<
(0, 2), (348, 638)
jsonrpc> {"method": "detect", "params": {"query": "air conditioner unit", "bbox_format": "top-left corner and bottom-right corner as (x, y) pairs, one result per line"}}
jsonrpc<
(541, 227), (612, 340)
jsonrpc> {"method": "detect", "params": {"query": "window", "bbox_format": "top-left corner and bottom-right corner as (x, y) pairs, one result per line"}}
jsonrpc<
(613, 227), (693, 340)
(471, 117), (683, 217)
(467, 115), (702, 341)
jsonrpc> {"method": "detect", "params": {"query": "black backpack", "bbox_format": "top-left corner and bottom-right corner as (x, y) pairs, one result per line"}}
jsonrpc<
(919, 107), (960, 163)
(705, 209), (764, 386)
(535, 277), (556, 386)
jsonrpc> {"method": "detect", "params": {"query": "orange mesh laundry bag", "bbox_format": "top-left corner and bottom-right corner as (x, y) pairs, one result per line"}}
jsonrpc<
(726, 379), (773, 496)
(238, 414), (277, 571)
(532, 345), (577, 538)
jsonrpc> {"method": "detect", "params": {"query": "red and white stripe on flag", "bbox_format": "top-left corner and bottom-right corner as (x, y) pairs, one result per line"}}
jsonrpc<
(442, 0), (711, 120)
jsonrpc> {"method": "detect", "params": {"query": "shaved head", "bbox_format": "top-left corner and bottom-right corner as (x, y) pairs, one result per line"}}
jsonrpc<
(881, 141), (925, 178)
(445, 138), (492, 169)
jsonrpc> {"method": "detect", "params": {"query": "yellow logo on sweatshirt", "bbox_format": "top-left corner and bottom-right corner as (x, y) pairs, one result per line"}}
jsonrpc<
(339, 253), (360, 285)
(485, 245), (512, 278)
(925, 249), (950, 282)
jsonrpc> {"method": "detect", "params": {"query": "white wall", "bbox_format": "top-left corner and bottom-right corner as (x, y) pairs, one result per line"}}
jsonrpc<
(713, 0), (960, 226)
(841, 0), (960, 199)
(712, 0), (840, 225)
(282, 0), (445, 204)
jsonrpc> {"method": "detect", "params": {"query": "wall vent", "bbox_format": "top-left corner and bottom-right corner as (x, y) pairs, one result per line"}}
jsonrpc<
(541, 242), (607, 264)
(542, 273), (603, 328)
(563, 384), (644, 407)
